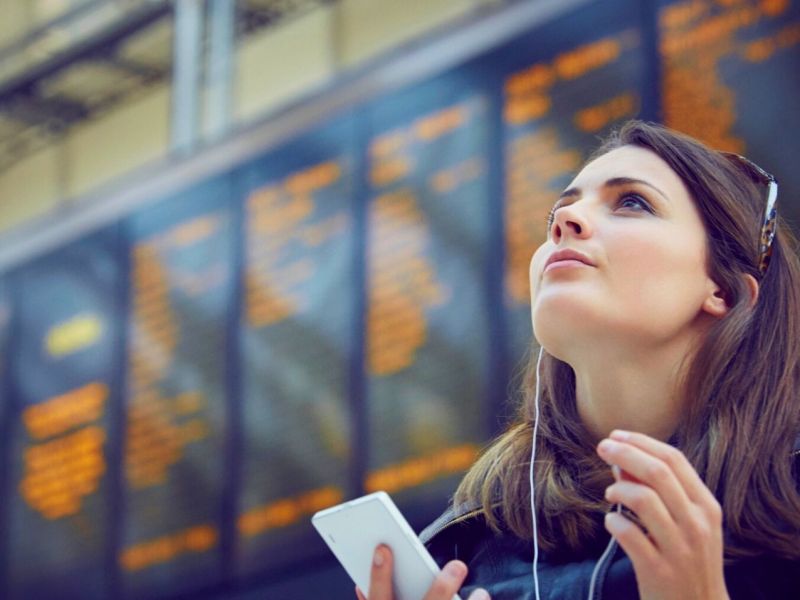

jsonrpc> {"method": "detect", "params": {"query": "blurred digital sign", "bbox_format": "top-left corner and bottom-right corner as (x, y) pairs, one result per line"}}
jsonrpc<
(364, 82), (490, 512)
(236, 120), (356, 577)
(658, 0), (800, 227)
(0, 0), (796, 597)
(4, 232), (122, 599)
(120, 178), (234, 598)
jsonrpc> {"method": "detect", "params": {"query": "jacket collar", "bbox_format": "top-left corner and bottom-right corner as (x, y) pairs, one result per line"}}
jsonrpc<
(419, 499), (483, 545)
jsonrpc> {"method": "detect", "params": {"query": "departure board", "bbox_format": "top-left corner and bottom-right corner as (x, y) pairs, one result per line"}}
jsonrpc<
(3, 231), (122, 599)
(0, 1), (797, 598)
(236, 119), (356, 577)
(659, 0), (800, 228)
(121, 178), (234, 598)
(364, 76), (491, 514)
(495, 0), (647, 367)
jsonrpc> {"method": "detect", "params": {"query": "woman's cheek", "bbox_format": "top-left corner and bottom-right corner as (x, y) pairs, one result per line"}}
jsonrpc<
(529, 246), (549, 289)
(610, 242), (698, 325)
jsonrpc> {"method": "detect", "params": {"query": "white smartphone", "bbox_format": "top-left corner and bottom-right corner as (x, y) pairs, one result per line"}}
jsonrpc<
(311, 491), (463, 600)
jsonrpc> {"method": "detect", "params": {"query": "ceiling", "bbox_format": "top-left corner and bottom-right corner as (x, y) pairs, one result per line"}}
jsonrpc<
(0, 0), (332, 173)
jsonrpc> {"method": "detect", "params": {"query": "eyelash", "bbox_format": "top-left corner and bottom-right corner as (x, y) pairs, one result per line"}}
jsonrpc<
(545, 193), (654, 231)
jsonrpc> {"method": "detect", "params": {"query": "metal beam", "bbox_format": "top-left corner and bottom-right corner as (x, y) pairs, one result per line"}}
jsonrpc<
(0, 3), (171, 104)
(0, 93), (89, 126)
(102, 56), (167, 82)
(171, 0), (204, 154)
(205, 0), (236, 140)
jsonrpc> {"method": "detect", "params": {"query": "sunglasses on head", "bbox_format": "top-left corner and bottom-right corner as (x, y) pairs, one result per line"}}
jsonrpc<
(721, 152), (779, 276)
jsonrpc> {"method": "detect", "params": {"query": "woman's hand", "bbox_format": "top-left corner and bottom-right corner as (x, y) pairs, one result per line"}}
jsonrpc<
(355, 545), (490, 600)
(597, 430), (729, 600)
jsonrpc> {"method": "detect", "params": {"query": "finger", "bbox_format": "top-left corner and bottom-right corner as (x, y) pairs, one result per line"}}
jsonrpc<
(609, 430), (715, 505)
(368, 545), (394, 600)
(605, 480), (682, 552)
(613, 463), (644, 485)
(467, 588), (491, 600)
(597, 438), (693, 525)
(605, 511), (660, 573)
(422, 560), (468, 600)
(355, 585), (367, 600)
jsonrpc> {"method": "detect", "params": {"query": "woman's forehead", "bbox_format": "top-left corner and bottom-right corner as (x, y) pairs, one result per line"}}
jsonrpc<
(570, 145), (686, 197)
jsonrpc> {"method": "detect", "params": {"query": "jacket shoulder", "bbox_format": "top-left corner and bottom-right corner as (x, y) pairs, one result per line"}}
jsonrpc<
(419, 500), (501, 568)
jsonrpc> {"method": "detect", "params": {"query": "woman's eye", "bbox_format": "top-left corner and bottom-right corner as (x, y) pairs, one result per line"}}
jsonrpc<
(617, 193), (653, 212)
(545, 193), (653, 234)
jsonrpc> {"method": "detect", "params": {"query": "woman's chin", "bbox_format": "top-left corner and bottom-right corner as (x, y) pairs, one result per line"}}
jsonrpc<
(532, 295), (599, 327)
(532, 306), (605, 356)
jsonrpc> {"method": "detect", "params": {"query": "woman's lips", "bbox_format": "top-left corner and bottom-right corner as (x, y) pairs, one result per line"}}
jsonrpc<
(543, 259), (593, 273)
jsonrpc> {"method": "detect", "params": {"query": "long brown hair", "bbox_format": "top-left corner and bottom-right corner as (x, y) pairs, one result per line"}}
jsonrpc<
(454, 120), (800, 561)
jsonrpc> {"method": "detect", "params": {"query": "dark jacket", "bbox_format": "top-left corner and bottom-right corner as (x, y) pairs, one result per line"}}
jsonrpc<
(420, 441), (800, 600)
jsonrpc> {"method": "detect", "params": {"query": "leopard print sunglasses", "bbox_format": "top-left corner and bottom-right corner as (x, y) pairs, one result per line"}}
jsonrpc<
(721, 152), (779, 276)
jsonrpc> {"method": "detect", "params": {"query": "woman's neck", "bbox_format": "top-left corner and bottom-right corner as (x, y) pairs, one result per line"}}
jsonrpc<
(569, 338), (694, 443)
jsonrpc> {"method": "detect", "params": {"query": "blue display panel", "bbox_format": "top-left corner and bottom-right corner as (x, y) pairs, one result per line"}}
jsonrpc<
(364, 73), (492, 517)
(658, 0), (800, 228)
(235, 117), (356, 576)
(121, 177), (235, 598)
(493, 0), (649, 369)
(4, 231), (122, 599)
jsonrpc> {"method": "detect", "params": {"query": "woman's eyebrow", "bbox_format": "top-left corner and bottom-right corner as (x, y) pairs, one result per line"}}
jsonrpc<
(557, 177), (669, 203)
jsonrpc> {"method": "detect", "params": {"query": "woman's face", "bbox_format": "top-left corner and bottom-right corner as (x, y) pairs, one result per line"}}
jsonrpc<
(529, 145), (720, 358)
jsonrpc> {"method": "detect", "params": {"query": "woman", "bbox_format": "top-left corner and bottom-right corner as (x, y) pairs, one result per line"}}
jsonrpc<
(359, 121), (800, 600)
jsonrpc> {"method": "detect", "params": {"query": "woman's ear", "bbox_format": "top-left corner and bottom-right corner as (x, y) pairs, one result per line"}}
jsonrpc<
(702, 285), (729, 318)
(702, 274), (759, 317)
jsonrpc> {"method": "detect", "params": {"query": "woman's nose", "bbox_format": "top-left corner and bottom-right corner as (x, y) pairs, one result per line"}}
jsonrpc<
(550, 205), (591, 241)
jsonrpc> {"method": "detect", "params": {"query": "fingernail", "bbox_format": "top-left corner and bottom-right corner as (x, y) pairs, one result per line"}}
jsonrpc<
(470, 589), (490, 600)
(373, 548), (384, 567)
(443, 561), (467, 579)
(611, 464), (621, 481)
(610, 429), (630, 440)
(598, 439), (617, 454)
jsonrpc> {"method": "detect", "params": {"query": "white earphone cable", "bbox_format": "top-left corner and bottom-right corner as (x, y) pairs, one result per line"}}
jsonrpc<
(529, 345), (545, 600)
(529, 346), (621, 600)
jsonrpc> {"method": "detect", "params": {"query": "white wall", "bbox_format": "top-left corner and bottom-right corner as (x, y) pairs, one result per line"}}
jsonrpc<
(0, 144), (62, 230)
(335, 0), (480, 66)
(235, 6), (335, 123)
(66, 86), (170, 198)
